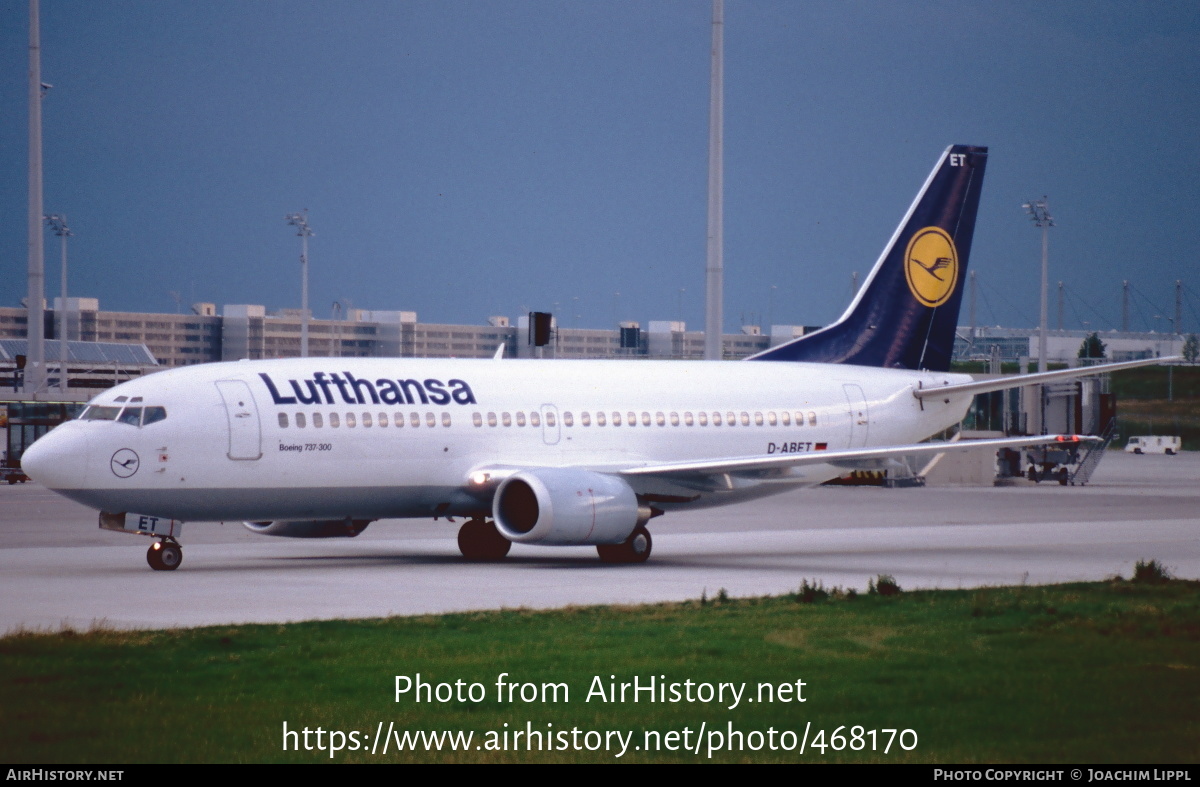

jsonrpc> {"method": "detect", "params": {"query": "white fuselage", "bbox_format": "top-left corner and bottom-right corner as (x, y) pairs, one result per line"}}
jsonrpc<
(24, 357), (974, 523)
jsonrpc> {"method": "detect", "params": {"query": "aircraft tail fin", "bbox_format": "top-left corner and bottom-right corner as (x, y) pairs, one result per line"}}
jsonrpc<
(750, 145), (988, 371)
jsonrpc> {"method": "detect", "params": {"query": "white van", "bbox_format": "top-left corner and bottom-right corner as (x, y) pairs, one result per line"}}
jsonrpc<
(1124, 436), (1181, 455)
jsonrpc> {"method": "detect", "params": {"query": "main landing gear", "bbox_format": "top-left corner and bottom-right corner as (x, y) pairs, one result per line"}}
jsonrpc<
(146, 538), (183, 571)
(457, 518), (512, 561)
(596, 526), (652, 564)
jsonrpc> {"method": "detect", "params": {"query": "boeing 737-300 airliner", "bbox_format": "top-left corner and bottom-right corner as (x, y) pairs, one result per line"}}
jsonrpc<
(20, 145), (1175, 570)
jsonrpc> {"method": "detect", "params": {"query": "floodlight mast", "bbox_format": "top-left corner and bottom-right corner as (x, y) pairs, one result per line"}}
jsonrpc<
(1022, 197), (1054, 374)
(45, 214), (71, 393)
(285, 210), (314, 357)
(703, 0), (724, 360)
(26, 0), (46, 394)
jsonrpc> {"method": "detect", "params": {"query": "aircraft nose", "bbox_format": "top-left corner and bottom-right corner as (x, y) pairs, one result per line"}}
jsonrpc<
(21, 424), (89, 490)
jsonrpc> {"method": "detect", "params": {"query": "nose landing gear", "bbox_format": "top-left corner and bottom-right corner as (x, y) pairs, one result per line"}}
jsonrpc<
(99, 511), (186, 571)
(146, 539), (183, 571)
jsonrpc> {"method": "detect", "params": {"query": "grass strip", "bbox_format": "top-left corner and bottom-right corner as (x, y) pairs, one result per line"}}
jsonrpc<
(2, 576), (1198, 763)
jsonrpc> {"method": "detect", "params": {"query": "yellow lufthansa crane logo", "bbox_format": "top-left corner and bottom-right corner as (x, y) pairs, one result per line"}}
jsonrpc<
(904, 226), (958, 308)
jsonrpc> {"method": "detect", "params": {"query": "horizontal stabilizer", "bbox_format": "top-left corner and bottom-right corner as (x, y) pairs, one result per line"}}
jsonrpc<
(912, 356), (1181, 401)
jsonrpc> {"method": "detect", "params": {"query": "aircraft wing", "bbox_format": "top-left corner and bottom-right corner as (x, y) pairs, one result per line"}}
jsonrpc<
(913, 356), (1180, 401)
(617, 434), (1092, 479)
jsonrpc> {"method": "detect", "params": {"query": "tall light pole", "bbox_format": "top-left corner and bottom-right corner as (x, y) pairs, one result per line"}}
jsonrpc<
(285, 210), (313, 357)
(45, 214), (71, 393)
(1022, 197), (1053, 374)
(703, 0), (724, 360)
(26, 0), (46, 395)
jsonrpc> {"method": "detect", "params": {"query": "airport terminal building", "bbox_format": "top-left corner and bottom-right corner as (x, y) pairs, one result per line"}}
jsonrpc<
(3, 299), (1184, 371)
(0, 298), (790, 368)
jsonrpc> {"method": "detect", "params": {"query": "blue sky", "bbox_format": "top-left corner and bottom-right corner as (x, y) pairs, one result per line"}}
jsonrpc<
(2, 1), (1198, 333)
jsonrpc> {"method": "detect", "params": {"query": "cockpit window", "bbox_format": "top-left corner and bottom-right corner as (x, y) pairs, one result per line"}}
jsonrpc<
(81, 406), (121, 421)
(118, 407), (143, 426)
(143, 407), (167, 426)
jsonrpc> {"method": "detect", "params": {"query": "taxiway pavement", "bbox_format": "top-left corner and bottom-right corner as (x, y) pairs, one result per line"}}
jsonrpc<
(1, 451), (1196, 633)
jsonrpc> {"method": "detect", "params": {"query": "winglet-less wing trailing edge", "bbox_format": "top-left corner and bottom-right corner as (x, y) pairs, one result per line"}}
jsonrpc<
(618, 434), (1093, 480)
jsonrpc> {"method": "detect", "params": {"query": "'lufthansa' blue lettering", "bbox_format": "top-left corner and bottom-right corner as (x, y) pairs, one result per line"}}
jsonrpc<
(259, 373), (296, 404)
(260, 372), (477, 407)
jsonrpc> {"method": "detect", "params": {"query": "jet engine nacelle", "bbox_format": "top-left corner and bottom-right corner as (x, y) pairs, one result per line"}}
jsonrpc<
(493, 467), (648, 545)
(242, 518), (372, 538)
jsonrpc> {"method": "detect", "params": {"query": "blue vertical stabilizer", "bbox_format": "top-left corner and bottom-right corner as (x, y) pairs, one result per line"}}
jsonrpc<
(751, 145), (987, 372)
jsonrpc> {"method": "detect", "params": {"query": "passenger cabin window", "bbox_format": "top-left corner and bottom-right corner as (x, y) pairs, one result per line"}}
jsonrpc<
(473, 412), (483, 427)
(502, 412), (512, 427)
(713, 412), (722, 426)
(684, 412), (693, 426)
(329, 412), (340, 428)
(741, 412), (750, 426)
(425, 412), (436, 427)
(596, 412), (606, 426)
(278, 413), (289, 428)
(295, 412), (306, 428)
(530, 412), (541, 427)
(313, 413), (324, 428)
(767, 412), (776, 426)
(378, 412), (387, 427)
(580, 412), (591, 426)
(411, 413), (421, 428)
(441, 412), (452, 427)
(346, 413), (357, 428)
(698, 412), (708, 426)
(516, 412), (526, 427)
(809, 412), (817, 426)
(487, 412), (497, 427)
(362, 413), (373, 428)
(394, 413), (404, 428)
(545, 412), (556, 427)
(781, 411), (790, 426)
(669, 412), (679, 426)
(118, 407), (143, 426)
(563, 412), (573, 427)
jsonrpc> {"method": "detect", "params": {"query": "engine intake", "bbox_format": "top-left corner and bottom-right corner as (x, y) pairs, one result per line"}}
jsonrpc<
(493, 468), (648, 545)
(242, 518), (372, 538)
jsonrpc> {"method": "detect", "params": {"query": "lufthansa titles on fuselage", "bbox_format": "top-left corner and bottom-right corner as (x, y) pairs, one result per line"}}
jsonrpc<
(260, 372), (477, 407)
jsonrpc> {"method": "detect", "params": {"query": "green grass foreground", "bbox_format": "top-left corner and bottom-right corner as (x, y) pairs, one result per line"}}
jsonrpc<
(2, 579), (1198, 764)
